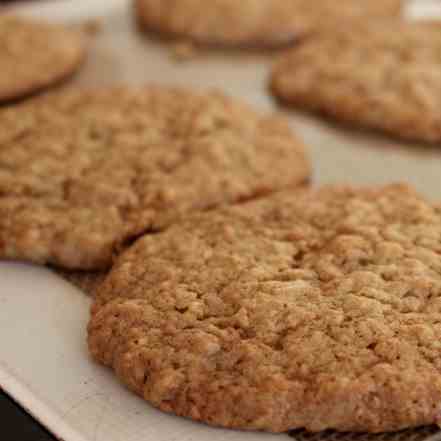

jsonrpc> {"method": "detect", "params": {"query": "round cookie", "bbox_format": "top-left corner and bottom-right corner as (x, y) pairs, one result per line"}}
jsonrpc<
(271, 21), (441, 143)
(0, 15), (86, 102)
(89, 184), (441, 433)
(134, 0), (403, 48)
(0, 86), (310, 270)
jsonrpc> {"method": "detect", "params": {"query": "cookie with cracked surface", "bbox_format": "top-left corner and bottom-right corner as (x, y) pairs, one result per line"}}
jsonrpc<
(0, 86), (310, 270)
(89, 184), (441, 433)
(0, 15), (86, 103)
(134, 0), (403, 49)
(271, 21), (441, 143)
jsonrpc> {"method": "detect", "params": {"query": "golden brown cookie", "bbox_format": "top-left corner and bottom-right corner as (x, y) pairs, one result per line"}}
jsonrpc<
(134, 0), (403, 48)
(271, 21), (441, 143)
(0, 86), (310, 270)
(89, 184), (441, 433)
(0, 15), (86, 102)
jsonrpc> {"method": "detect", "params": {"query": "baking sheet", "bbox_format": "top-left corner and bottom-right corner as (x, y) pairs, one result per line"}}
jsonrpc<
(1, 1), (441, 440)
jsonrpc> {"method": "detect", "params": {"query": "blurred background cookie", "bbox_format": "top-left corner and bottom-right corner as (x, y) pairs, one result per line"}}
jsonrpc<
(0, 15), (87, 102)
(134, 0), (403, 49)
(271, 20), (441, 143)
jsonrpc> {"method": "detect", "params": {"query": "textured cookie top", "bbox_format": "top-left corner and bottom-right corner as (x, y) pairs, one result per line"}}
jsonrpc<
(0, 86), (310, 270)
(271, 21), (441, 143)
(0, 15), (86, 102)
(89, 184), (441, 433)
(135, 0), (402, 48)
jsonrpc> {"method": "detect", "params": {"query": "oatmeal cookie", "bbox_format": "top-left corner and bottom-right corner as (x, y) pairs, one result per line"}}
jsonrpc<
(0, 86), (310, 269)
(89, 184), (441, 432)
